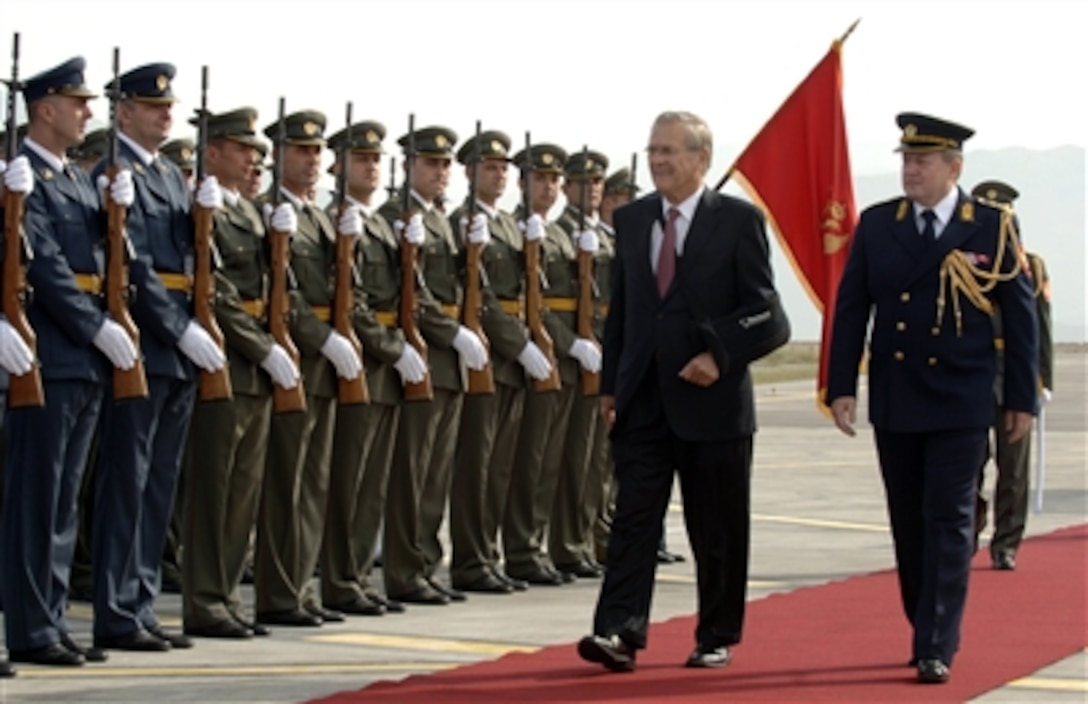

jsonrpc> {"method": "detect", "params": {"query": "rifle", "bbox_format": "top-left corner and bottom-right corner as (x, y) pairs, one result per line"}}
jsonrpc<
(629, 151), (638, 197)
(521, 132), (559, 392)
(575, 145), (600, 396)
(105, 46), (149, 400)
(268, 97), (306, 413)
(333, 101), (368, 405)
(192, 65), (231, 401)
(385, 156), (397, 201)
(398, 114), (432, 401)
(460, 120), (494, 395)
(2, 32), (43, 408)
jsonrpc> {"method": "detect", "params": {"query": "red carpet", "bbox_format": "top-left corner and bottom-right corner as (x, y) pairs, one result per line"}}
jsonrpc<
(314, 524), (1087, 703)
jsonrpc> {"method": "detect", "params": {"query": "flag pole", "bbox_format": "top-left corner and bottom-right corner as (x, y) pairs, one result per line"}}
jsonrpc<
(713, 17), (861, 192)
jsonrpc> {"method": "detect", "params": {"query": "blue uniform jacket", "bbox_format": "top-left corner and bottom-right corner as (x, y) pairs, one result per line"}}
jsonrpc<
(20, 146), (110, 383)
(828, 190), (1038, 432)
(92, 141), (194, 381)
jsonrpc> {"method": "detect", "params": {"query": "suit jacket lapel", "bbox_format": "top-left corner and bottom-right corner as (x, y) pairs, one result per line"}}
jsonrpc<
(636, 193), (661, 300)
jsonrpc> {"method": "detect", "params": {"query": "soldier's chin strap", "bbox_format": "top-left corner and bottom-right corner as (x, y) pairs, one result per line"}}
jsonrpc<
(935, 208), (1023, 337)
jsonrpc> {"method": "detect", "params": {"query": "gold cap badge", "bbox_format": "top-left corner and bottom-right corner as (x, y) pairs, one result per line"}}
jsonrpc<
(303, 121), (319, 136)
(541, 152), (554, 165)
(156, 74), (168, 91)
(434, 134), (448, 148)
(365, 129), (378, 144)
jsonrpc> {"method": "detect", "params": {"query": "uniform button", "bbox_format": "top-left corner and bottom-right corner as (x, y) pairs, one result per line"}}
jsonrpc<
(900, 292), (910, 302)
(896, 321), (906, 332)
(928, 357), (937, 366)
(894, 351), (904, 361)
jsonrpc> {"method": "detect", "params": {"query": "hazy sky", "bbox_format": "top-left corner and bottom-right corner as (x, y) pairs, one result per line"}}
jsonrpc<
(5, 0), (1085, 339)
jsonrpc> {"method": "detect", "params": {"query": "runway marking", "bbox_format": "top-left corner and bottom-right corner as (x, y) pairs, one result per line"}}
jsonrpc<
(309, 633), (539, 656)
(10, 662), (458, 679)
(1007, 676), (1088, 693)
(667, 503), (889, 533)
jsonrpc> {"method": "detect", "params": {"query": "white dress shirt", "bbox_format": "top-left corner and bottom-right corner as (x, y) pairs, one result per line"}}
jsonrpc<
(912, 186), (959, 240)
(651, 184), (705, 273)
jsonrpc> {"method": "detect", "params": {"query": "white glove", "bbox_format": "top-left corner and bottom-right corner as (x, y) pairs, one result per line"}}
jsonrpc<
(260, 343), (300, 389)
(96, 169), (135, 207)
(195, 175), (223, 209)
(576, 229), (599, 254)
(1, 155), (34, 194)
(262, 202), (298, 233)
(517, 341), (552, 381)
(452, 325), (488, 371)
(0, 319), (34, 375)
(569, 337), (602, 373)
(461, 212), (490, 245)
(520, 213), (545, 242)
(177, 320), (227, 372)
(393, 344), (428, 384)
(93, 318), (138, 370)
(394, 213), (425, 245)
(338, 204), (363, 237)
(320, 330), (363, 380)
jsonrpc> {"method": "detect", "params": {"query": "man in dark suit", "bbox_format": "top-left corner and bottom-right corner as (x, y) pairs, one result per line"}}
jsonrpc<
(578, 110), (789, 672)
(827, 114), (1038, 684)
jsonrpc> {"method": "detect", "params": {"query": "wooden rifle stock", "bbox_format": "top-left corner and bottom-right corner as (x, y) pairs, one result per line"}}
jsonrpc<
(268, 222), (306, 413)
(524, 236), (560, 392)
(576, 248), (600, 396)
(461, 121), (493, 395)
(334, 204), (369, 405)
(105, 165), (149, 400)
(193, 203), (231, 401)
(2, 188), (44, 407)
(399, 237), (432, 401)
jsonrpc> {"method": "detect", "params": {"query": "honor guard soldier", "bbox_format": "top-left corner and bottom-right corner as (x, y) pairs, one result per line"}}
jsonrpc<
(551, 149), (610, 579)
(504, 142), (582, 586)
(448, 130), (555, 594)
(3, 56), (129, 667)
(970, 179), (1052, 570)
(828, 114), (1038, 684)
(90, 61), (226, 652)
(68, 127), (108, 173)
(181, 107), (299, 638)
(378, 125), (488, 605)
(254, 109), (363, 627)
(161, 136), (196, 190)
(319, 119), (426, 616)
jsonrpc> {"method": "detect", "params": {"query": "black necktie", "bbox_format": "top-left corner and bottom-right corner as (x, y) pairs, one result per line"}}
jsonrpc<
(921, 209), (937, 241)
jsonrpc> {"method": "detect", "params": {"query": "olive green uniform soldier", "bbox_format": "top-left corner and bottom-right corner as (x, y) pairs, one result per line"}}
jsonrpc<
(971, 180), (1054, 570)
(378, 126), (487, 605)
(550, 149), (612, 578)
(254, 110), (362, 626)
(181, 108), (300, 638)
(318, 120), (427, 615)
(67, 127), (108, 173)
(161, 136), (196, 190)
(504, 143), (586, 585)
(448, 131), (554, 593)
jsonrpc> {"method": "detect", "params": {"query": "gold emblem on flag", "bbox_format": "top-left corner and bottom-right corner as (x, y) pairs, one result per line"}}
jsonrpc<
(821, 200), (849, 254)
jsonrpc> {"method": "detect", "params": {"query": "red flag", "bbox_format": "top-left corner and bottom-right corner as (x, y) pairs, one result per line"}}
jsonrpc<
(726, 34), (858, 413)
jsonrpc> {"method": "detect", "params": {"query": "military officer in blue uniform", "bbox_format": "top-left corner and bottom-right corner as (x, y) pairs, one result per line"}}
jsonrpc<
(90, 62), (226, 652)
(3, 56), (141, 667)
(828, 113), (1038, 684)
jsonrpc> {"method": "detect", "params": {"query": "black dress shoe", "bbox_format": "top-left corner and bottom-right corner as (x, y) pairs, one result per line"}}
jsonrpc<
(0, 658), (14, 677)
(557, 561), (603, 579)
(559, 568), (577, 584)
(368, 593), (405, 613)
(427, 579), (467, 602)
(917, 658), (950, 683)
(306, 605), (345, 623)
(184, 619), (252, 639)
(390, 584), (450, 605)
(10, 643), (85, 666)
(685, 645), (732, 668)
(61, 634), (108, 662)
(494, 570), (529, 591)
(577, 634), (636, 673)
(326, 596), (385, 616)
(232, 617), (270, 636)
(147, 625), (193, 649)
(454, 574), (514, 594)
(256, 609), (323, 627)
(656, 549), (677, 564)
(94, 629), (170, 652)
(993, 552), (1017, 570)
(508, 566), (563, 586)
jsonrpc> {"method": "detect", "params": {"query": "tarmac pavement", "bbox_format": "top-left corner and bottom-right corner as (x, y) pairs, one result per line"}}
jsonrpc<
(1, 353), (1083, 703)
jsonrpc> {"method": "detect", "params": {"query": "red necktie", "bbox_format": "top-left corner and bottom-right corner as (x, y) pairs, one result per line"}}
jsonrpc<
(657, 207), (679, 297)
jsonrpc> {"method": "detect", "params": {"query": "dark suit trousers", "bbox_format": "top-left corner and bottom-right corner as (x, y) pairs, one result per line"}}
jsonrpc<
(3, 380), (101, 650)
(593, 374), (753, 650)
(875, 428), (987, 664)
(93, 376), (197, 638)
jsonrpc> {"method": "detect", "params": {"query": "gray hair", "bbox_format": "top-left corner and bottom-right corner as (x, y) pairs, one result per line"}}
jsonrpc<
(653, 111), (713, 156)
